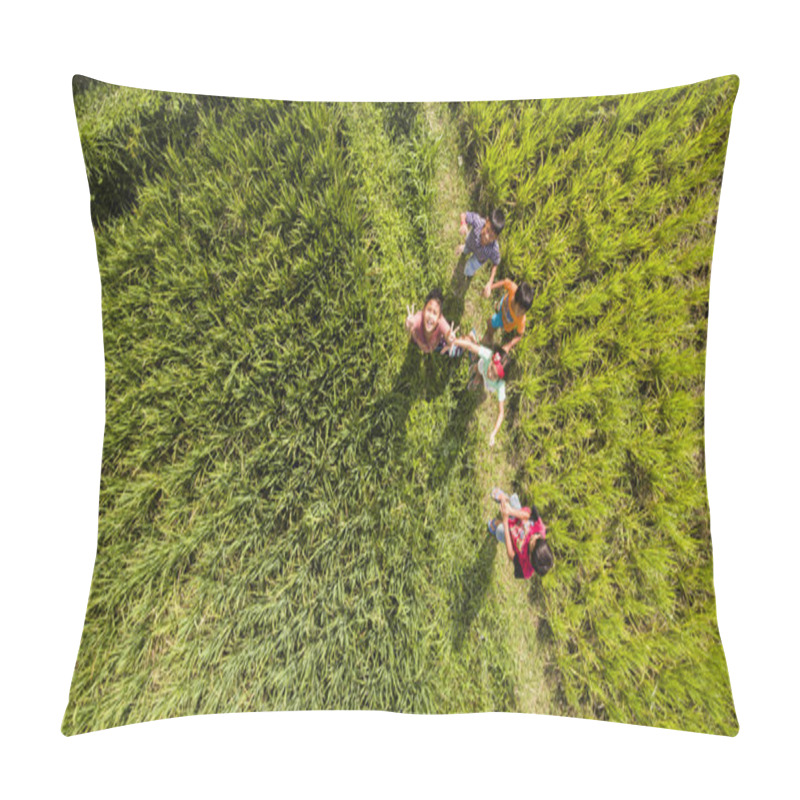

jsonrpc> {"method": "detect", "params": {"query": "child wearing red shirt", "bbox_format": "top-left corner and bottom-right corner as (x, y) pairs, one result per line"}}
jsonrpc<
(488, 488), (553, 579)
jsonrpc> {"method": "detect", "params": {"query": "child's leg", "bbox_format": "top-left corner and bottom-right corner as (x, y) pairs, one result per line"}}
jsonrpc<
(491, 488), (521, 510)
(485, 312), (502, 345)
(487, 518), (505, 543)
(464, 253), (482, 277)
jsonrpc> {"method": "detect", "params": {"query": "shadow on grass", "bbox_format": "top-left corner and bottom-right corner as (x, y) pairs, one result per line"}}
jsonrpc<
(443, 254), (470, 326)
(428, 385), (481, 488)
(526, 578), (554, 645)
(450, 533), (497, 652)
(374, 260), (486, 479)
(423, 256), (504, 487)
(443, 252), (495, 332)
(503, 385), (522, 438)
(371, 340), (457, 462)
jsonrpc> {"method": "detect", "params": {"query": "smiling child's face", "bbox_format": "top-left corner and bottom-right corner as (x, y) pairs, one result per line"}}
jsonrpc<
(423, 299), (441, 333)
(480, 219), (497, 246)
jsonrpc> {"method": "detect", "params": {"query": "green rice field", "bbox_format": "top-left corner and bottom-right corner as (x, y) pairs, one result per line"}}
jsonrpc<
(63, 76), (738, 735)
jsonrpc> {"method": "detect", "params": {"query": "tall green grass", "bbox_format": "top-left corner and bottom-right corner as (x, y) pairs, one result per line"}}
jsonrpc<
(458, 77), (738, 733)
(65, 83), (518, 733)
(66, 78), (738, 734)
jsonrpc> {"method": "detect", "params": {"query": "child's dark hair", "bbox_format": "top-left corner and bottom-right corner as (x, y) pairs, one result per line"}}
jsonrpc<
(516, 281), (534, 312)
(531, 539), (554, 576)
(490, 208), (506, 235)
(424, 287), (444, 308)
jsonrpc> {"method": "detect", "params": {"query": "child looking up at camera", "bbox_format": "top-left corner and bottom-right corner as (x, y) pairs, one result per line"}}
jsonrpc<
(456, 209), (505, 294)
(405, 287), (458, 355)
(451, 333), (506, 447)
(483, 277), (533, 355)
(487, 488), (553, 579)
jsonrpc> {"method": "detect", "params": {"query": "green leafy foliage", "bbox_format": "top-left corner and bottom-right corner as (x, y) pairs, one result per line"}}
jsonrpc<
(64, 87), (516, 734)
(458, 78), (738, 734)
(65, 79), (738, 735)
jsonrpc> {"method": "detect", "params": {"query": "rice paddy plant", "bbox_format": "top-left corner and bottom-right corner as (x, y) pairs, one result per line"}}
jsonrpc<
(67, 77), (738, 734)
(64, 84), (520, 733)
(458, 77), (739, 734)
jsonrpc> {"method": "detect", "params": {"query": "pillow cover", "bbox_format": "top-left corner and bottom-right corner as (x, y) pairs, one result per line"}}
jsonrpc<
(64, 75), (738, 735)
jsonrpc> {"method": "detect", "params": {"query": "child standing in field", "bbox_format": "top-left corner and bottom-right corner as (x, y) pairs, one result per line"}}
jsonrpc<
(451, 333), (506, 446)
(483, 278), (533, 355)
(456, 209), (505, 292)
(488, 488), (553, 579)
(405, 287), (459, 355)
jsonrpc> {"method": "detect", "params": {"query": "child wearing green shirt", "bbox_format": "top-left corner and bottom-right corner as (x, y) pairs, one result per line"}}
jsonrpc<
(452, 334), (506, 447)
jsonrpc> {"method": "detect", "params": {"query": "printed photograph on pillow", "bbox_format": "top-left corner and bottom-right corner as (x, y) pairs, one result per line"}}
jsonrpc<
(63, 75), (738, 735)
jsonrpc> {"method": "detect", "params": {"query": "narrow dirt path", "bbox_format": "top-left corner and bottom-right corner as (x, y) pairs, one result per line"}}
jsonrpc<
(424, 103), (560, 715)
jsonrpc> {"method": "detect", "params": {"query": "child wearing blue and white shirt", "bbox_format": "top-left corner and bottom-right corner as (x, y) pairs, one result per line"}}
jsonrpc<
(456, 209), (505, 296)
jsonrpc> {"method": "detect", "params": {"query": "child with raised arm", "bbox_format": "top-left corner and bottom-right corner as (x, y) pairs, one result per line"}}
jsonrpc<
(451, 333), (506, 447)
(405, 287), (459, 355)
(487, 488), (553, 579)
(483, 278), (533, 355)
(456, 209), (505, 290)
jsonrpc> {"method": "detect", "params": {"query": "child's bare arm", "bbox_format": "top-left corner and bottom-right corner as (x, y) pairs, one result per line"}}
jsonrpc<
(453, 337), (481, 356)
(459, 212), (468, 237)
(439, 324), (460, 354)
(489, 401), (505, 447)
(503, 335), (522, 353)
(444, 322), (459, 344)
(505, 505), (531, 521)
(482, 265), (499, 298)
(500, 503), (515, 561)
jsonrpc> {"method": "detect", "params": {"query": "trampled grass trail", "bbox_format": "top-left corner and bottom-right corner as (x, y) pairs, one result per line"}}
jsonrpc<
(424, 103), (560, 716)
(342, 101), (559, 715)
(453, 83), (739, 733)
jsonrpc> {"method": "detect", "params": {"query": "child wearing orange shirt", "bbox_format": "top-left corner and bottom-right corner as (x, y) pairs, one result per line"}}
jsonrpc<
(484, 279), (534, 355)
